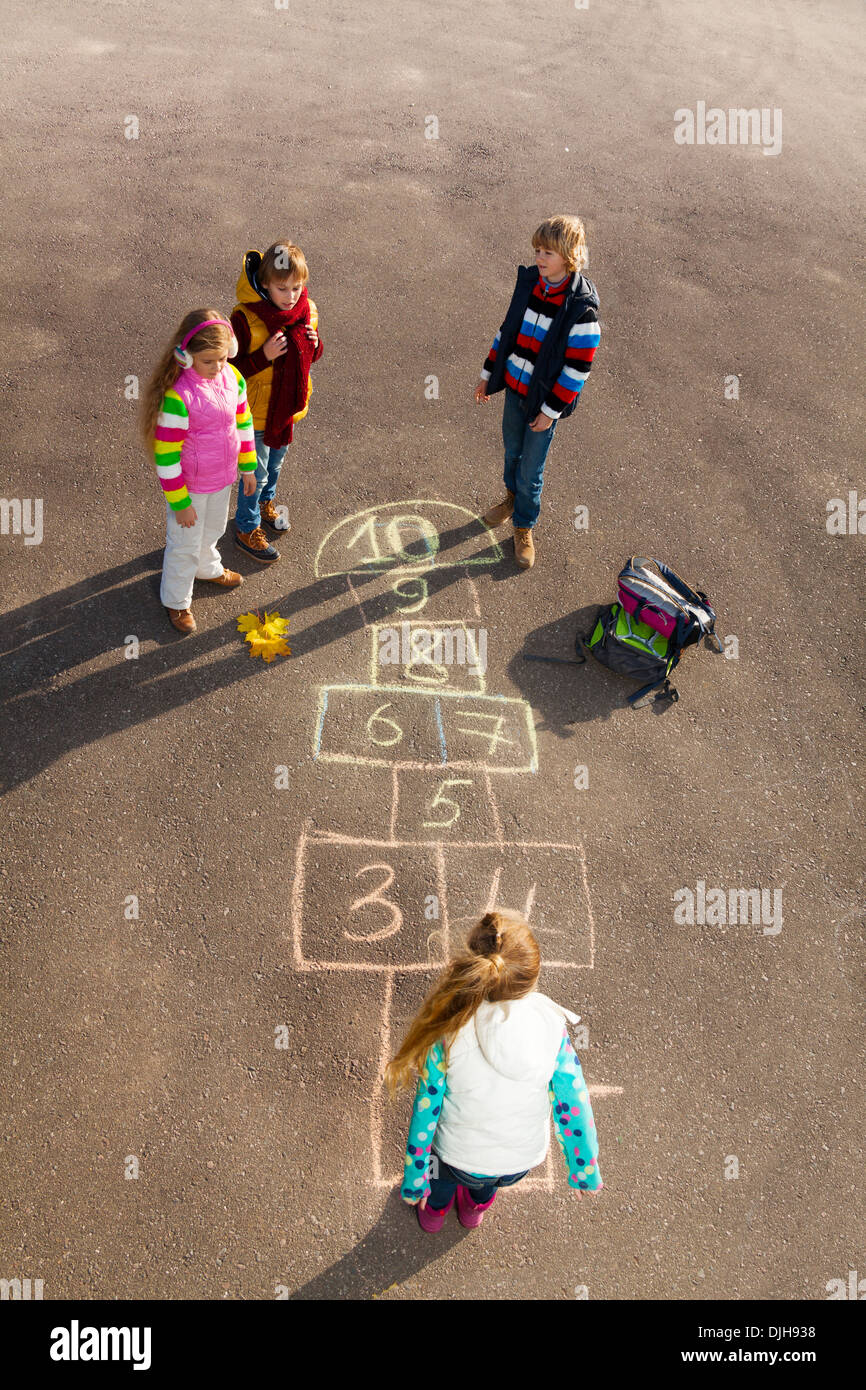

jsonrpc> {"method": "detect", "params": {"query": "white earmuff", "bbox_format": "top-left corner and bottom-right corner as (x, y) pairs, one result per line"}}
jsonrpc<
(174, 319), (237, 367)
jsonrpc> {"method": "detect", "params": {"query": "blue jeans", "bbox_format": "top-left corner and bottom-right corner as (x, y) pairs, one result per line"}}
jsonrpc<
(502, 386), (558, 530)
(235, 431), (288, 532)
(427, 1153), (529, 1210)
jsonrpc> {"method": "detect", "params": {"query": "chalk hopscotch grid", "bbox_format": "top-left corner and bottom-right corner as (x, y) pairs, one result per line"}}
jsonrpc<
(292, 510), (622, 1193)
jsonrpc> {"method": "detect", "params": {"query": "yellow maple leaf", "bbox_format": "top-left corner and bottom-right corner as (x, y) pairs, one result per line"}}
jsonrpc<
(260, 611), (289, 636)
(236, 610), (291, 662)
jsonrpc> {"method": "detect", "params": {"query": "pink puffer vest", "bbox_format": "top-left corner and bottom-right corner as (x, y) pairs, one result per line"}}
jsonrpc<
(174, 365), (241, 494)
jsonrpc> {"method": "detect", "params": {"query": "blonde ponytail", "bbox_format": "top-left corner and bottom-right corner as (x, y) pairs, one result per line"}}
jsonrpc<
(384, 910), (541, 1096)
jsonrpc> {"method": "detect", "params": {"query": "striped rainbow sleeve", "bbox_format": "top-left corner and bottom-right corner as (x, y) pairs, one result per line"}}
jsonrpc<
(154, 388), (192, 511)
(231, 367), (257, 472)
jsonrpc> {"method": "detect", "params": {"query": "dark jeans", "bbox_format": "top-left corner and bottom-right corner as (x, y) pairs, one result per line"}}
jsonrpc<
(501, 385), (558, 529)
(235, 431), (289, 532)
(427, 1153), (529, 1210)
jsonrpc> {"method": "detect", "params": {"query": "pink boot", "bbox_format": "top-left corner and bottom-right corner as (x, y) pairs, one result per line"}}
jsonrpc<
(456, 1186), (497, 1229)
(417, 1194), (455, 1232)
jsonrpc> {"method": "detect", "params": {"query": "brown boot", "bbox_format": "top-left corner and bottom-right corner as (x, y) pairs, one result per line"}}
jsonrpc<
(203, 569), (243, 588)
(234, 526), (280, 564)
(167, 607), (197, 634)
(513, 526), (535, 569)
(483, 490), (515, 527)
(260, 499), (290, 533)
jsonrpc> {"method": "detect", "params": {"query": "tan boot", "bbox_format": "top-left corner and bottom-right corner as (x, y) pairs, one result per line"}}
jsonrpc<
(260, 498), (290, 532)
(513, 526), (535, 569)
(483, 490), (515, 527)
(167, 607), (197, 634)
(204, 569), (243, 588)
(234, 525), (280, 564)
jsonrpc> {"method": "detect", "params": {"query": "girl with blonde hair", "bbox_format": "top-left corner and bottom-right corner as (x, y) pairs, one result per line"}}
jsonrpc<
(386, 909), (602, 1231)
(142, 310), (258, 634)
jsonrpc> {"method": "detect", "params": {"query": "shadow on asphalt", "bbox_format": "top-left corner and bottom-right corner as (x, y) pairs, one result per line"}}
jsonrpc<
(510, 603), (676, 732)
(289, 1188), (469, 1300)
(0, 523), (515, 793)
(1, 520), (668, 793)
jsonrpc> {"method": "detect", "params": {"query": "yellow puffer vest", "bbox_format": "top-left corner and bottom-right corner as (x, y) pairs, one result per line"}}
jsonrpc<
(233, 254), (317, 432)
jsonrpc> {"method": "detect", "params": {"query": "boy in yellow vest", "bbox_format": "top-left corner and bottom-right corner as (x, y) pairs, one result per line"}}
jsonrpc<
(231, 241), (323, 563)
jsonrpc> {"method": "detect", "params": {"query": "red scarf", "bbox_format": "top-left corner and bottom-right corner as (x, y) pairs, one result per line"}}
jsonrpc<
(246, 287), (315, 447)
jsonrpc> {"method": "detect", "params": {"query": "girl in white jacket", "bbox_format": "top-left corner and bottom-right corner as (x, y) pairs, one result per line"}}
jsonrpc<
(386, 910), (602, 1232)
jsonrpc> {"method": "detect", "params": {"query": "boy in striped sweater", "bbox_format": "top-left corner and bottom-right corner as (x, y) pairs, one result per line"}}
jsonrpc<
(475, 215), (601, 569)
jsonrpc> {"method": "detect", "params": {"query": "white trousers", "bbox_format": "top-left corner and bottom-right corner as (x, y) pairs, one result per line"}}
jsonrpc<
(159, 485), (232, 609)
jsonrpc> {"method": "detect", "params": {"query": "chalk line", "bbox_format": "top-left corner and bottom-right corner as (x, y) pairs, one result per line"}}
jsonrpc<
(369, 968), (394, 1185)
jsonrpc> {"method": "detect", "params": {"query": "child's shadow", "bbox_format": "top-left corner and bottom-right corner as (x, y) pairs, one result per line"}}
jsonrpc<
(289, 1189), (468, 1300)
(508, 604), (674, 734)
(0, 525), (512, 794)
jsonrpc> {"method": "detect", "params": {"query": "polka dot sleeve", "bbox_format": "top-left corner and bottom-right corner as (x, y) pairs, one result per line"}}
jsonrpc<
(549, 1029), (602, 1192)
(400, 1042), (446, 1203)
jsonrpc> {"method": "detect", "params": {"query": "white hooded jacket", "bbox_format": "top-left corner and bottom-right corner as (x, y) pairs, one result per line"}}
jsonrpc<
(433, 992), (579, 1175)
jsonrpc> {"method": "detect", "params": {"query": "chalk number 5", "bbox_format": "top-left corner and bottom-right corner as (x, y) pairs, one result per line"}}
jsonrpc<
(423, 778), (473, 830)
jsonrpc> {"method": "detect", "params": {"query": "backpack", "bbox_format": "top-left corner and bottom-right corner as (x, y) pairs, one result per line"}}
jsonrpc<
(580, 557), (723, 708)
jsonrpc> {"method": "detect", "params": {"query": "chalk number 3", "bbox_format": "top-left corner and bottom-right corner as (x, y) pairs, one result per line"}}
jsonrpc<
(344, 864), (403, 941)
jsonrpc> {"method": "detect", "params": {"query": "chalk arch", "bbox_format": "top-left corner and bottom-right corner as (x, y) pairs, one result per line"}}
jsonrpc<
(314, 499), (502, 578)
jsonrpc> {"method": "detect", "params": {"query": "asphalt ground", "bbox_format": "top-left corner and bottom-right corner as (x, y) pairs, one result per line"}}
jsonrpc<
(1, 0), (864, 1301)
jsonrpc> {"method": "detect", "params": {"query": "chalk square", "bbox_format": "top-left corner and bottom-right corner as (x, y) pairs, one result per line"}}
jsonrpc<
(437, 691), (538, 773)
(443, 842), (594, 968)
(369, 620), (486, 694)
(392, 767), (502, 844)
(292, 835), (447, 971)
(314, 684), (444, 767)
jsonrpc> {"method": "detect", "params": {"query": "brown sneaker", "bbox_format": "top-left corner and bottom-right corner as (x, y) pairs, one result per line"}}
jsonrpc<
(260, 498), (290, 532)
(167, 607), (196, 634)
(234, 526), (280, 564)
(483, 490), (515, 527)
(204, 569), (244, 588)
(513, 526), (535, 569)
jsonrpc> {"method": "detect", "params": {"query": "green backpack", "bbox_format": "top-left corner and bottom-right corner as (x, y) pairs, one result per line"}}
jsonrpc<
(580, 558), (722, 707)
(583, 603), (677, 703)
(523, 558), (722, 708)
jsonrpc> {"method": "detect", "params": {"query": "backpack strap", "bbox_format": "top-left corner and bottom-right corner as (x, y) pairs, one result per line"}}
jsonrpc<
(651, 558), (718, 630)
(629, 677), (679, 709)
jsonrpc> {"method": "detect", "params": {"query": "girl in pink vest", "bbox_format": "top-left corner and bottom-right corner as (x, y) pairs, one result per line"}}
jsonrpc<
(142, 310), (258, 634)
(386, 910), (602, 1231)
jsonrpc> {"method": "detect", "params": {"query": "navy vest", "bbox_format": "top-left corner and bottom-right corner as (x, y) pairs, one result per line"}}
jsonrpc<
(485, 266), (599, 421)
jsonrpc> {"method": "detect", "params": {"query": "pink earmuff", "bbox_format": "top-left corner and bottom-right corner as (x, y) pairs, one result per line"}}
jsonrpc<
(173, 318), (239, 367)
